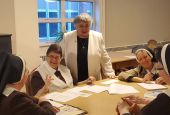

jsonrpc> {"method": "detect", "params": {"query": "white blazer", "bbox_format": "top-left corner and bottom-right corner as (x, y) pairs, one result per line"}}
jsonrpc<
(36, 61), (73, 91)
(61, 30), (115, 83)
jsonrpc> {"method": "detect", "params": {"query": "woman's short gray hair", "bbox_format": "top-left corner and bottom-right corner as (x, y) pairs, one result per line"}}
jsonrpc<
(73, 13), (93, 25)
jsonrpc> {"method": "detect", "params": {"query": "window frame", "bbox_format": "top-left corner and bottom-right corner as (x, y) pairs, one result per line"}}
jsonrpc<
(38, 0), (96, 46)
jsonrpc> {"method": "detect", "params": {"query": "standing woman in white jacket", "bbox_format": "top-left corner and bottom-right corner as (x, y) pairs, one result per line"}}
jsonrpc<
(61, 13), (115, 85)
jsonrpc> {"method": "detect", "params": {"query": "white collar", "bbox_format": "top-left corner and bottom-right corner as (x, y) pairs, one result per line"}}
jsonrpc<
(2, 86), (17, 96)
(161, 44), (169, 75)
(44, 61), (56, 74)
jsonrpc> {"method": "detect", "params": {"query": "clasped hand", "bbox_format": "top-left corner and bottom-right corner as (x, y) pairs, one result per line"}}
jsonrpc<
(116, 95), (151, 115)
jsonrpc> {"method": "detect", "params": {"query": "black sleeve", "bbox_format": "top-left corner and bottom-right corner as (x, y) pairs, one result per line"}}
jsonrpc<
(29, 71), (45, 96)
(126, 76), (135, 82)
(10, 92), (55, 115)
(140, 93), (170, 115)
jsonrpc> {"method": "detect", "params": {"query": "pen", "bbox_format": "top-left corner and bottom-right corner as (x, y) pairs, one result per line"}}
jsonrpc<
(49, 99), (62, 104)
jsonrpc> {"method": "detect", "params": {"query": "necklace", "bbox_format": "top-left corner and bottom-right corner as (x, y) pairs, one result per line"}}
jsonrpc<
(82, 41), (86, 49)
(80, 39), (88, 49)
(77, 37), (88, 49)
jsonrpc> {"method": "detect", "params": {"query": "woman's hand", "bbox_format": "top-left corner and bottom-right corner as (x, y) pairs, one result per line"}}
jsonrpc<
(122, 95), (151, 105)
(44, 75), (54, 87)
(155, 77), (166, 85)
(52, 106), (60, 113)
(143, 73), (153, 82)
(38, 98), (60, 113)
(42, 75), (54, 92)
(86, 76), (96, 85)
(116, 101), (130, 115)
(118, 95), (149, 115)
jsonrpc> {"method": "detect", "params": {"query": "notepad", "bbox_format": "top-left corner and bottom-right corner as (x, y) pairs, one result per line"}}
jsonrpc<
(137, 83), (167, 90)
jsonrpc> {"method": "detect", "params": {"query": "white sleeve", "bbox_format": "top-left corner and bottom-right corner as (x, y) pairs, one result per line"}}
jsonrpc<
(99, 33), (115, 77)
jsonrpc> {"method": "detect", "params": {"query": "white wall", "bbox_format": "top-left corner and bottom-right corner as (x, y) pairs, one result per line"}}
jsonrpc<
(105, 0), (170, 48)
(0, 0), (40, 70)
(0, 0), (16, 53)
(14, 0), (40, 70)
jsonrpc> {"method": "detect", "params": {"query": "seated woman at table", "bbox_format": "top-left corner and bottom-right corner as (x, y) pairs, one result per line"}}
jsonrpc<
(116, 44), (170, 115)
(118, 47), (160, 83)
(0, 52), (59, 115)
(26, 44), (73, 96)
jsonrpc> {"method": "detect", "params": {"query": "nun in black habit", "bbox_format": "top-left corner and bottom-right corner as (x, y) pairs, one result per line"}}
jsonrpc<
(140, 43), (170, 115)
(0, 52), (59, 115)
(117, 44), (170, 115)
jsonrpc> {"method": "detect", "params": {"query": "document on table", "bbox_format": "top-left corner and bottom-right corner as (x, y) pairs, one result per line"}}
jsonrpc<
(65, 86), (90, 92)
(48, 100), (87, 115)
(101, 79), (119, 85)
(56, 104), (87, 115)
(44, 92), (80, 102)
(82, 85), (108, 93)
(108, 83), (139, 94)
(64, 88), (92, 97)
(137, 83), (167, 90)
(144, 90), (163, 99)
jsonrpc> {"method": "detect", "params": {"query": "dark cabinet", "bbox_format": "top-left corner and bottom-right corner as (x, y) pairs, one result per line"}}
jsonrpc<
(0, 34), (12, 53)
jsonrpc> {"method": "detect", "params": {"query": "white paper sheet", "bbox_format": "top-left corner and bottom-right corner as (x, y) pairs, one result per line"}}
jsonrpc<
(65, 87), (87, 92)
(64, 89), (92, 97)
(101, 79), (119, 85)
(144, 90), (163, 99)
(108, 83), (139, 94)
(44, 92), (80, 102)
(82, 85), (108, 93)
(137, 83), (167, 90)
(56, 105), (86, 115)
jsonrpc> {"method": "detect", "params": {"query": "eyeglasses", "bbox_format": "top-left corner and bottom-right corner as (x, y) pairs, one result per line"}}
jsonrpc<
(77, 23), (91, 29)
(47, 55), (60, 60)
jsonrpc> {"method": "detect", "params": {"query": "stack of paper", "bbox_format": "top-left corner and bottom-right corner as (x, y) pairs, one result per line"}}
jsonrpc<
(108, 83), (139, 94)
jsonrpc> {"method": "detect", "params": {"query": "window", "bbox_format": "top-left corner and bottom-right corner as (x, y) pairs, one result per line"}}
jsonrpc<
(37, 0), (95, 44)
